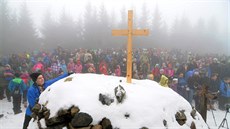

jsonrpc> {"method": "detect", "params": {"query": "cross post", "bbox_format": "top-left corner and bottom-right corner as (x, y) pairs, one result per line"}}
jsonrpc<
(112, 10), (149, 83)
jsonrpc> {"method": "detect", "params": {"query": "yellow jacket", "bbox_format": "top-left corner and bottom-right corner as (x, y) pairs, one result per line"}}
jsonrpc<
(159, 75), (169, 87)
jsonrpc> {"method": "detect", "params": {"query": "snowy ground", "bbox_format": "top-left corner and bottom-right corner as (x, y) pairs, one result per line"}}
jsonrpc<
(0, 74), (229, 129)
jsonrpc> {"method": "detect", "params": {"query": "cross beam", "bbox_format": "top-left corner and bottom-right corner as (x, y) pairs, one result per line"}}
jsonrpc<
(112, 10), (149, 83)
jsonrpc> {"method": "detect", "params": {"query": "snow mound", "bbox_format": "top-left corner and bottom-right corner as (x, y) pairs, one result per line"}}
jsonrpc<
(38, 73), (208, 129)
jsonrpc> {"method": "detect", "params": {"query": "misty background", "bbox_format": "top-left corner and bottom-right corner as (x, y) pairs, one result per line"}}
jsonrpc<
(0, 0), (229, 55)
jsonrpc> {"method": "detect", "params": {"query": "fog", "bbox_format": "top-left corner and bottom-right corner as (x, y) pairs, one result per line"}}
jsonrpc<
(0, 0), (229, 55)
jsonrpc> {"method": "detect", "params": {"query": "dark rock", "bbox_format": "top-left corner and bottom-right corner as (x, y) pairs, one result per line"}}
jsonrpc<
(57, 108), (69, 117)
(44, 110), (50, 120)
(99, 93), (114, 106)
(163, 119), (167, 127)
(64, 77), (73, 82)
(124, 113), (130, 119)
(91, 125), (102, 129)
(46, 117), (66, 127)
(140, 127), (148, 129)
(190, 121), (196, 129)
(114, 85), (126, 103)
(100, 117), (112, 129)
(190, 107), (196, 119)
(75, 126), (91, 129)
(70, 106), (80, 117)
(46, 124), (65, 129)
(71, 112), (93, 128)
(175, 110), (187, 125)
(32, 103), (42, 114)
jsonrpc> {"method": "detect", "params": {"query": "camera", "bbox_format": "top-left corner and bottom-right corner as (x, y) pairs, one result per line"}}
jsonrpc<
(226, 104), (230, 112)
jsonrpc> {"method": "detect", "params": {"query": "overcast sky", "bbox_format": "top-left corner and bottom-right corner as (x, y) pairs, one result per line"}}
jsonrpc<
(6, 0), (230, 53)
(8, 0), (229, 30)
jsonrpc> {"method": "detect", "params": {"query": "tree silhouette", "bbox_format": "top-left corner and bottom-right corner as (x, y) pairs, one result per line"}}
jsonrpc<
(17, 2), (37, 52)
(98, 3), (111, 48)
(0, 0), (11, 55)
(151, 4), (163, 48)
(58, 8), (77, 49)
(41, 9), (59, 50)
(83, 2), (100, 48)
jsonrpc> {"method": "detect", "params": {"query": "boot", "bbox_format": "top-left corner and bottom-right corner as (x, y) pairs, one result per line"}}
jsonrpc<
(14, 110), (22, 115)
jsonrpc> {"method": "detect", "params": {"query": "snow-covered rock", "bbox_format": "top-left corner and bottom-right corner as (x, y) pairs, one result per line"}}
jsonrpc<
(38, 73), (208, 129)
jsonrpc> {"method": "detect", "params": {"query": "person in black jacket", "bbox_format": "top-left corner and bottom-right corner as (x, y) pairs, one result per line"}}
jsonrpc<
(208, 73), (220, 110)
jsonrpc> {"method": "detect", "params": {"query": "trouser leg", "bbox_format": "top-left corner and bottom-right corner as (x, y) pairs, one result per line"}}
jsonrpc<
(13, 94), (22, 114)
(23, 114), (32, 129)
(0, 86), (4, 99)
(5, 84), (11, 101)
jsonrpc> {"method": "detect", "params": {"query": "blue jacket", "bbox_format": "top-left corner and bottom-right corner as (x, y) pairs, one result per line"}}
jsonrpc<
(178, 77), (187, 88)
(8, 78), (26, 95)
(26, 73), (68, 116)
(219, 80), (230, 97)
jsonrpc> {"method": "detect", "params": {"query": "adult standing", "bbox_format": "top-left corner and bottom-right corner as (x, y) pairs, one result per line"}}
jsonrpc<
(219, 77), (230, 110)
(3, 64), (14, 102)
(207, 73), (220, 110)
(8, 73), (26, 114)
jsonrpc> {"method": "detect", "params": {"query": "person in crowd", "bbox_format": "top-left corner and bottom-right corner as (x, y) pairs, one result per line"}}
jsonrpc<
(87, 63), (96, 73)
(99, 61), (108, 75)
(32, 60), (44, 73)
(3, 64), (15, 102)
(152, 64), (160, 82)
(167, 63), (175, 78)
(169, 78), (178, 92)
(159, 74), (169, 87)
(8, 73), (26, 114)
(20, 62), (29, 73)
(210, 58), (220, 77)
(176, 63), (188, 76)
(193, 71), (209, 122)
(74, 59), (82, 73)
(207, 73), (220, 110)
(60, 59), (68, 74)
(114, 65), (121, 77)
(20, 70), (31, 107)
(50, 61), (60, 77)
(187, 71), (200, 105)
(120, 58), (127, 77)
(0, 63), (8, 100)
(84, 50), (93, 63)
(219, 76), (230, 110)
(67, 58), (75, 73)
(177, 72), (188, 100)
(22, 72), (71, 129)
(147, 72), (154, 81)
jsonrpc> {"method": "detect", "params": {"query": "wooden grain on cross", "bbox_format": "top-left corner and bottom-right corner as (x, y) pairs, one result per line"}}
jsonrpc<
(112, 10), (149, 83)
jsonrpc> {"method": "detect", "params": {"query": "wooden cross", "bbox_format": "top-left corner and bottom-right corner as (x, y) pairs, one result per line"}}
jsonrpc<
(112, 10), (149, 83)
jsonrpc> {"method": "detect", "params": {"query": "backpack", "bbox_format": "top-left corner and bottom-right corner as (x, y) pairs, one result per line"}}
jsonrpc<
(13, 84), (20, 95)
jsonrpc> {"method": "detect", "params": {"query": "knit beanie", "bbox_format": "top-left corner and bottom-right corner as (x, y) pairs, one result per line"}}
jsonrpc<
(30, 72), (42, 82)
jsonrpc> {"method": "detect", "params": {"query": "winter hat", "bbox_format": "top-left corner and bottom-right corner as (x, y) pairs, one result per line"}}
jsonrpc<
(30, 72), (42, 82)
(5, 64), (11, 68)
(14, 72), (21, 78)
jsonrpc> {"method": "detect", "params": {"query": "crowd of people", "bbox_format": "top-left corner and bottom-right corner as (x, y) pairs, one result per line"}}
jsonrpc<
(0, 46), (230, 121)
